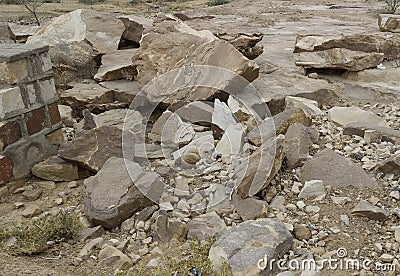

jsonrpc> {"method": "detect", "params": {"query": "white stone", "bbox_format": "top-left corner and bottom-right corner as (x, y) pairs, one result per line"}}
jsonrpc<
(0, 87), (25, 119)
(285, 96), (323, 116)
(212, 99), (237, 131)
(298, 180), (325, 199)
(215, 123), (245, 158)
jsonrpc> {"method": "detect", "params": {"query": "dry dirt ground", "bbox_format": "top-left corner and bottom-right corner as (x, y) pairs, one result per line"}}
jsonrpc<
(0, 0), (399, 275)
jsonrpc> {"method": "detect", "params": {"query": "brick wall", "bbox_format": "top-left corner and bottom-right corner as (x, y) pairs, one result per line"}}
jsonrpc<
(0, 43), (63, 185)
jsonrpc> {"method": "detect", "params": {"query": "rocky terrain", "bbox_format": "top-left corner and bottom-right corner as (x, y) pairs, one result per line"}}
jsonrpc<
(0, 0), (400, 275)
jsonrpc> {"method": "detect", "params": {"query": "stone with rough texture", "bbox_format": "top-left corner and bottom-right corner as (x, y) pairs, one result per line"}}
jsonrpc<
(298, 149), (378, 189)
(294, 33), (400, 61)
(231, 193), (268, 220)
(94, 49), (138, 82)
(83, 157), (163, 229)
(215, 32), (263, 60)
(215, 123), (245, 159)
(344, 122), (400, 145)
(212, 99), (237, 133)
(58, 126), (122, 172)
(298, 180), (325, 199)
(133, 20), (258, 104)
(187, 211), (227, 241)
(284, 123), (313, 169)
(31, 156), (78, 182)
(0, 155), (13, 185)
(98, 244), (133, 269)
(328, 106), (387, 127)
(27, 9), (124, 84)
(378, 14), (400, 33)
(119, 14), (153, 44)
(294, 48), (384, 71)
(22, 204), (42, 218)
(235, 135), (285, 198)
(375, 154), (400, 180)
(174, 101), (214, 124)
(351, 200), (389, 221)
(285, 96), (323, 117)
(209, 218), (293, 275)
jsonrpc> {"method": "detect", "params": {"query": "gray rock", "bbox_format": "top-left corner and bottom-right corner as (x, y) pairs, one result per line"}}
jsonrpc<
(32, 156), (78, 182)
(231, 193), (268, 220)
(343, 122), (400, 144)
(209, 218), (292, 275)
(154, 211), (188, 243)
(298, 148), (378, 189)
(79, 237), (104, 259)
(298, 180), (325, 199)
(236, 135), (285, 197)
(79, 226), (105, 240)
(378, 14), (400, 33)
(351, 200), (389, 221)
(83, 157), (163, 229)
(59, 126), (123, 172)
(212, 99), (237, 133)
(119, 14), (152, 44)
(174, 101), (214, 124)
(293, 224), (312, 240)
(375, 154), (400, 180)
(284, 123), (313, 169)
(327, 106), (387, 127)
(285, 96), (323, 117)
(187, 212), (227, 241)
(94, 49), (138, 81)
(98, 244), (133, 269)
(22, 204), (42, 218)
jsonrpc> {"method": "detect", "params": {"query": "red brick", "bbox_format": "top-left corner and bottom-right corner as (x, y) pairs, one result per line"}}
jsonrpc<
(46, 128), (63, 145)
(0, 119), (22, 151)
(0, 155), (13, 185)
(25, 107), (46, 135)
(48, 103), (61, 125)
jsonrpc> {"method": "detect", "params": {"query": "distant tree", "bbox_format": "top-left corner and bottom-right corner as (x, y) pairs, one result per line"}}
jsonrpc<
(383, 0), (400, 13)
(17, 0), (44, 25)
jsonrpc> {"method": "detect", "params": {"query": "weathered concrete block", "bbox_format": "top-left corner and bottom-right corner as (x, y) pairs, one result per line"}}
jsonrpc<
(0, 86), (25, 119)
(39, 52), (52, 72)
(46, 128), (63, 145)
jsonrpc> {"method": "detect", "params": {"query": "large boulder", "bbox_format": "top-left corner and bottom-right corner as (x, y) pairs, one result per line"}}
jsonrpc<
(27, 9), (125, 84)
(84, 157), (163, 229)
(209, 218), (292, 275)
(133, 20), (259, 104)
(298, 148), (379, 189)
(294, 33), (400, 61)
(94, 49), (138, 82)
(58, 126), (123, 172)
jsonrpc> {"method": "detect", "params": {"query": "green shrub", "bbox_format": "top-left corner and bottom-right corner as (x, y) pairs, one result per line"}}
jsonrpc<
(207, 0), (228, 6)
(135, 237), (231, 276)
(0, 211), (82, 255)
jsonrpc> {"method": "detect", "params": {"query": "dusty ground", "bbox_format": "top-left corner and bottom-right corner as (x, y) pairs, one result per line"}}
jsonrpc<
(0, 0), (399, 275)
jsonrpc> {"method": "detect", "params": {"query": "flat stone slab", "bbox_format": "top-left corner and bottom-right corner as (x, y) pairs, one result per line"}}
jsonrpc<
(298, 148), (379, 189)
